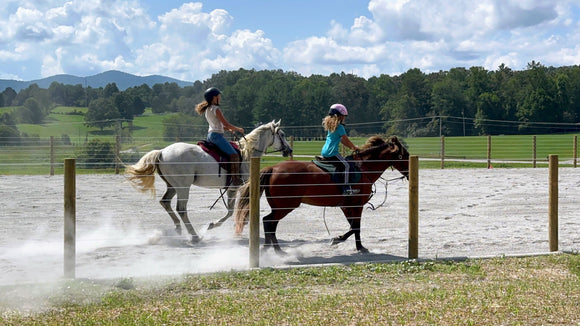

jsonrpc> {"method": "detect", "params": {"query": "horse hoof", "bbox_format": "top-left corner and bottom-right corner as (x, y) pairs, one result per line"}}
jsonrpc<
(330, 237), (342, 246)
(358, 247), (370, 254)
(191, 235), (201, 244)
(207, 223), (215, 230)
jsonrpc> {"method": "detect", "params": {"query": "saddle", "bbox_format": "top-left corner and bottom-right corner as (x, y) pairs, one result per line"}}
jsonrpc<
(312, 156), (361, 184)
(198, 140), (241, 172)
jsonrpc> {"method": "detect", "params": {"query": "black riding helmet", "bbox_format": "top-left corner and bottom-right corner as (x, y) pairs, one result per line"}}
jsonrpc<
(204, 87), (221, 102)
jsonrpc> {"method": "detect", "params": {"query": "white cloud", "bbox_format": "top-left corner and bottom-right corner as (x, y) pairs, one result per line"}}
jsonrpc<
(138, 3), (279, 80)
(0, 0), (579, 82)
(282, 0), (580, 77)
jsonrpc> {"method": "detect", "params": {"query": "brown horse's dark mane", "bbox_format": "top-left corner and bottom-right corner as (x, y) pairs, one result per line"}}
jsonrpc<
(355, 135), (401, 159)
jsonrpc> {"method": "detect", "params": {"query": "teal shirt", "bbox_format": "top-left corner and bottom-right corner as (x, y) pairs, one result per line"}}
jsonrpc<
(321, 124), (346, 157)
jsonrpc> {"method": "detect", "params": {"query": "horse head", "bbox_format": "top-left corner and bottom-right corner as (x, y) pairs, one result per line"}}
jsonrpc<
(269, 120), (293, 157)
(242, 120), (293, 159)
(386, 136), (410, 179)
(353, 135), (410, 179)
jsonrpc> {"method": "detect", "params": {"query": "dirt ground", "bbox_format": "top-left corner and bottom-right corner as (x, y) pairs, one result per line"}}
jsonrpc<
(1, 167), (579, 285)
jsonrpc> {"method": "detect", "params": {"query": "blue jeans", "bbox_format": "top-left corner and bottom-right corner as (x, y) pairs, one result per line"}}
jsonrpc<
(207, 132), (237, 155)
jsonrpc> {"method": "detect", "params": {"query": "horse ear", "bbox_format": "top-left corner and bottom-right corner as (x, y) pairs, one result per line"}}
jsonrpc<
(275, 119), (281, 126)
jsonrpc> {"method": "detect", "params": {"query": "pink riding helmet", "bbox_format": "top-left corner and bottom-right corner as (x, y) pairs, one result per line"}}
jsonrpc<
(329, 103), (348, 116)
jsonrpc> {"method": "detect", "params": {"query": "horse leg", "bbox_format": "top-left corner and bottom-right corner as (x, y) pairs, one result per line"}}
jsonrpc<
(159, 187), (182, 235)
(207, 188), (236, 230)
(332, 207), (368, 253)
(263, 209), (292, 255)
(175, 189), (200, 243)
(349, 217), (368, 253)
(330, 228), (355, 246)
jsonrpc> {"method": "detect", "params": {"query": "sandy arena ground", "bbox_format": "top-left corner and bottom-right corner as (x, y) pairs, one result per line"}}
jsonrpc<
(1, 167), (579, 286)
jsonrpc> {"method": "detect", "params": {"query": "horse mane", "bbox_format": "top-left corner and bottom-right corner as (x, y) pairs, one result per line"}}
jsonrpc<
(239, 122), (273, 160)
(356, 135), (402, 158)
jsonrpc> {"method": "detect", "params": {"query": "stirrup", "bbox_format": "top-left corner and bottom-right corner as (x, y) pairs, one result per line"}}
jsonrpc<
(342, 186), (360, 195)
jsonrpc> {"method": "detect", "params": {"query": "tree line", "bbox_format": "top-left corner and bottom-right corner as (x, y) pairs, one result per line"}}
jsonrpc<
(1, 61), (580, 144)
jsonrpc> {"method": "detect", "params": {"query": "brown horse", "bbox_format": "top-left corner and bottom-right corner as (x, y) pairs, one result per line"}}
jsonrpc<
(234, 135), (409, 254)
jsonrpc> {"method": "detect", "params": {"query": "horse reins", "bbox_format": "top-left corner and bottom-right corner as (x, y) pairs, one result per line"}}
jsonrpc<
(366, 175), (406, 211)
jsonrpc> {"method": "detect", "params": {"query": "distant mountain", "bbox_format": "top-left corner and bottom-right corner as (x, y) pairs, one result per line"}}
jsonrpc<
(0, 70), (194, 92)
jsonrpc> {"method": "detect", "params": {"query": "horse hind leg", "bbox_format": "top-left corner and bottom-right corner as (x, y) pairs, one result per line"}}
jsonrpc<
(159, 187), (183, 235)
(263, 209), (293, 255)
(175, 190), (201, 243)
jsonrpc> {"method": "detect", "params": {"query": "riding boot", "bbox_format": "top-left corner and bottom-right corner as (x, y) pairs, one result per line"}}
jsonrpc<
(342, 170), (359, 195)
(228, 154), (243, 187)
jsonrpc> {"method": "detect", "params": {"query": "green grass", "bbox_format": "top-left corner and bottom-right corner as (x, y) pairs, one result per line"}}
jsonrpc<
(2, 107), (579, 174)
(294, 133), (578, 166)
(1, 254), (578, 325)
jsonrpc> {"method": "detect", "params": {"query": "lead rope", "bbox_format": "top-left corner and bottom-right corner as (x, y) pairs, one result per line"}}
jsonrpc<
(366, 175), (405, 211)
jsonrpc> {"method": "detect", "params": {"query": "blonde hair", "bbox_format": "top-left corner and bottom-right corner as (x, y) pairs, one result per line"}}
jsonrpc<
(322, 115), (342, 132)
(195, 101), (211, 115)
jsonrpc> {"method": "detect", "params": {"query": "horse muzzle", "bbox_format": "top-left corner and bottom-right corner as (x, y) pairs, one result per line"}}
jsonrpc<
(282, 147), (293, 157)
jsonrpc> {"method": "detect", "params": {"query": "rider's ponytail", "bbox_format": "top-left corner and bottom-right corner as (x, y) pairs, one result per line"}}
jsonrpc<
(195, 101), (211, 115)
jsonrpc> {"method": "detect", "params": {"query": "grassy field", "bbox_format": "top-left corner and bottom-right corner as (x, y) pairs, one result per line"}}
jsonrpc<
(1, 254), (578, 325)
(1, 107), (579, 174)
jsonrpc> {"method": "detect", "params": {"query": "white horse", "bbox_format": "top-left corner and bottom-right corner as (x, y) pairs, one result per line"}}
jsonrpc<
(125, 120), (292, 242)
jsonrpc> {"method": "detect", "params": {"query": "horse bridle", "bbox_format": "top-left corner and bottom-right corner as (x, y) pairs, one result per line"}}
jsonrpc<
(247, 129), (289, 155)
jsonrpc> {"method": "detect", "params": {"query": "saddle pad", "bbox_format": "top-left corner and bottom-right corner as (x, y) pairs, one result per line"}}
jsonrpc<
(312, 159), (361, 184)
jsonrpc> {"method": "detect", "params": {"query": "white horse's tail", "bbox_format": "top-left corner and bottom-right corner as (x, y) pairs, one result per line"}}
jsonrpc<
(125, 150), (161, 197)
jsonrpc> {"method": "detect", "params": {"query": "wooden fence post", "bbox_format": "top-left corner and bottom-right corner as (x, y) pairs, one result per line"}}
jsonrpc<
(249, 157), (261, 268)
(408, 155), (419, 259)
(440, 135), (445, 169)
(64, 159), (76, 279)
(487, 135), (492, 169)
(50, 136), (55, 176)
(549, 155), (558, 252)
(532, 136), (537, 168)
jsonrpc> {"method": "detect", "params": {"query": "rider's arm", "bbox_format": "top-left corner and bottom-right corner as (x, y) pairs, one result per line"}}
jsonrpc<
(341, 135), (359, 151)
(215, 108), (244, 134)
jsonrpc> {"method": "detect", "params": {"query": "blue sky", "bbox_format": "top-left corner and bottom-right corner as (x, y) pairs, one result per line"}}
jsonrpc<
(1, 0), (580, 82)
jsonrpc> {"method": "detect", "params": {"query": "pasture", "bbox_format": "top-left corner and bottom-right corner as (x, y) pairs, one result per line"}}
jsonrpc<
(1, 106), (579, 174)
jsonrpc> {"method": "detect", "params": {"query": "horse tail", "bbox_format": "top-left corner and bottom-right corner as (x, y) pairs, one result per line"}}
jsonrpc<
(234, 167), (273, 234)
(124, 150), (162, 197)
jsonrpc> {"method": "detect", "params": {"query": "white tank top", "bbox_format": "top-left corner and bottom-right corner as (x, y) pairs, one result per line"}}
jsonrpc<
(205, 105), (224, 133)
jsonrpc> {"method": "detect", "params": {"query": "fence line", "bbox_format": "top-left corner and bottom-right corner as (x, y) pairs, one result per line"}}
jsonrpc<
(0, 149), (570, 277)
(2, 134), (578, 175)
(63, 153), (561, 274)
